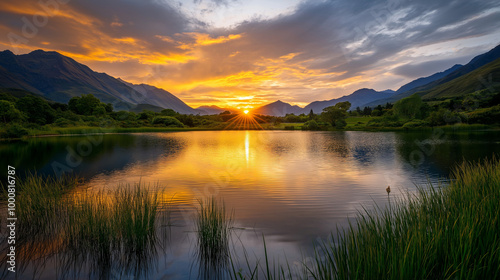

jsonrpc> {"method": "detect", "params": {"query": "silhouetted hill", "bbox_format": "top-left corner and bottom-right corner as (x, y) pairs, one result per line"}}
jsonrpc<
(395, 64), (463, 94)
(421, 57), (500, 99)
(303, 88), (397, 114)
(118, 79), (198, 114)
(0, 49), (198, 113)
(253, 100), (303, 116)
(365, 44), (500, 107)
(196, 105), (237, 115)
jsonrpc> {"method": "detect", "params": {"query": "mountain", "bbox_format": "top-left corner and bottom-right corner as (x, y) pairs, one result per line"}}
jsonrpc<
(196, 105), (236, 115)
(253, 100), (303, 116)
(365, 44), (500, 107)
(118, 79), (198, 114)
(395, 64), (463, 94)
(420, 57), (500, 99)
(303, 88), (398, 114)
(0, 49), (197, 113)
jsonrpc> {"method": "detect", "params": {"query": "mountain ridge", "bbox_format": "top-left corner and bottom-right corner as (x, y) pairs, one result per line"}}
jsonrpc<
(0, 49), (198, 113)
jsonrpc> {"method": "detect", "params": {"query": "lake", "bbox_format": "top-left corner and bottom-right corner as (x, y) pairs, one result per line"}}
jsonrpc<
(1, 130), (499, 279)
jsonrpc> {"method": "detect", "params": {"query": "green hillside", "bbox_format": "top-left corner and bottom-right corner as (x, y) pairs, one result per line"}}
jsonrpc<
(421, 57), (500, 99)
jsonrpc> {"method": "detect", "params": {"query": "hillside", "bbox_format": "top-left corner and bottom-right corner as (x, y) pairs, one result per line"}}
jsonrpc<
(304, 88), (397, 113)
(253, 100), (303, 116)
(196, 105), (237, 115)
(421, 57), (500, 99)
(365, 44), (500, 107)
(118, 79), (198, 114)
(395, 64), (463, 93)
(0, 49), (198, 113)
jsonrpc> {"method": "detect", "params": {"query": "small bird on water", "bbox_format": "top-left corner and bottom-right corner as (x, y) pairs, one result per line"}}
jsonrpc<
(386, 185), (391, 195)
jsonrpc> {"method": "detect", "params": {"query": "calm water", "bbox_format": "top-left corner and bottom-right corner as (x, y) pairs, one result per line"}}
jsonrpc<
(1, 130), (499, 279)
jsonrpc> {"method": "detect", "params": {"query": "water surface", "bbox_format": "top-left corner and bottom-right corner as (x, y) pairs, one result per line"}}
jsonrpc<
(1, 130), (499, 279)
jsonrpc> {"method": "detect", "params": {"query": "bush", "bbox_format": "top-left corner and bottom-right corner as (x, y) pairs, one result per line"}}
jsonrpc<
(302, 120), (320, 130)
(54, 117), (74, 127)
(366, 118), (405, 128)
(335, 119), (347, 129)
(467, 105), (500, 124)
(1, 124), (29, 138)
(428, 109), (467, 126)
(152, 116), (184, 127)
(402, 119), (430, 129)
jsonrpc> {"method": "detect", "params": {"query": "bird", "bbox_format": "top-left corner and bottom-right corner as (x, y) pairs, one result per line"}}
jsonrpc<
(386, 185), (391, 195)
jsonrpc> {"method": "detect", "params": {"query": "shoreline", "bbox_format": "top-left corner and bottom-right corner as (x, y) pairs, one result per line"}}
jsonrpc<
(1, 123), (499, 141)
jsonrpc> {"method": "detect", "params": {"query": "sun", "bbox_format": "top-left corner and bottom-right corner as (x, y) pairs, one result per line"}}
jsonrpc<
(244, 110), (249, 114)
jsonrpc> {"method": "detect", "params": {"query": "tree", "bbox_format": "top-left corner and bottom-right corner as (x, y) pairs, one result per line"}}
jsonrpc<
(393, 93), (423, 119)
(16, 95), (55, 124)
(321, 101), (351, 128)
(68, 94), (102, 115)
(302, 119), (320, 130)
(105, 103), (113, 113)
(93, 105), (106, 116)
(161, 109), (177, 116)
(0, 100), (25, 123)
(362, 106), (372, 116)
(308, 109), (315, 120)
(152, 116), (184, 127)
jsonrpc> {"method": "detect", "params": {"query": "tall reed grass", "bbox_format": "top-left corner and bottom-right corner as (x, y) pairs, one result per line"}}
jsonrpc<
(196, 196), (234, 279)
(231, 158), (500, 279)
(0, 174), (170, 279)
(311, 158), (500, 279)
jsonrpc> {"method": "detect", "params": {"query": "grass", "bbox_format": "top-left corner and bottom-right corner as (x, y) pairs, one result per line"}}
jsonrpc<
(26, 125), (210, 136)
(345, 116), (374, 129)
(314, 158), (500, 279)
(2, 159), (499, 279)
(0, 174), (170, 279)
(196, 196), (234, 278)
(230, 158), (500, 279)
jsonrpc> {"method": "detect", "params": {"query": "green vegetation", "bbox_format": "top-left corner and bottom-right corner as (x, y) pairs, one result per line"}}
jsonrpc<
(196, 196), (233, 262)
(308, 158), (500, 280)
(2, 157), (499, 279)
(320, 101), (351, 129)
(0, 174), (170, 279)
(421, 57), (500, 99)
(1, 77), (499, 139)
(229, 158), (500, 279)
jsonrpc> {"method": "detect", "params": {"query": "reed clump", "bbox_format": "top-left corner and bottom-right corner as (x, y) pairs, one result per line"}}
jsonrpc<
(196, 196), (234, 278)
(309, 158), (500, 280)
(230, 159), (500, 279)
(0, 174), (168, 279)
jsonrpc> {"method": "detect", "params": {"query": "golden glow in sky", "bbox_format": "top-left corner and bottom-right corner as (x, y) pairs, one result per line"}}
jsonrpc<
(1, 0), (499, 110)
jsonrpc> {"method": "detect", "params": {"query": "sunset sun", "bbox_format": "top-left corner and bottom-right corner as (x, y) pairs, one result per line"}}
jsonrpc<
(244, 110), (249, 114)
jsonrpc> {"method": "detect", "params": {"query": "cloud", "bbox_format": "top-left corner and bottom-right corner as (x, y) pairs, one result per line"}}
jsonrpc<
(0, 0), (499, 108)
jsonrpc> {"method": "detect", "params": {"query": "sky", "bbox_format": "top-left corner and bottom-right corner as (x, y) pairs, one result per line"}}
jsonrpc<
(1, 0), (499, 109)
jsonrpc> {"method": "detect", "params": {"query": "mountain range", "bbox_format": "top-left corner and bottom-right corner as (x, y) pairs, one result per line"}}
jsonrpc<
(363, 44), (500, 107)
(0, 49), (199, 114)
(1, 44), (499, 116)
(256, 44), (500, 115)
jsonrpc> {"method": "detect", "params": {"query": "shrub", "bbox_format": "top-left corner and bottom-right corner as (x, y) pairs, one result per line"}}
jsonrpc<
(467, 105), (500, 124)
(54, 117), (73, 127)
(335, 119), (347, 129)
(1, 123), (29, 138)
(302, 120), (320, 130)
(402, 119), (430, 129)
(152, 116), (184, 127)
